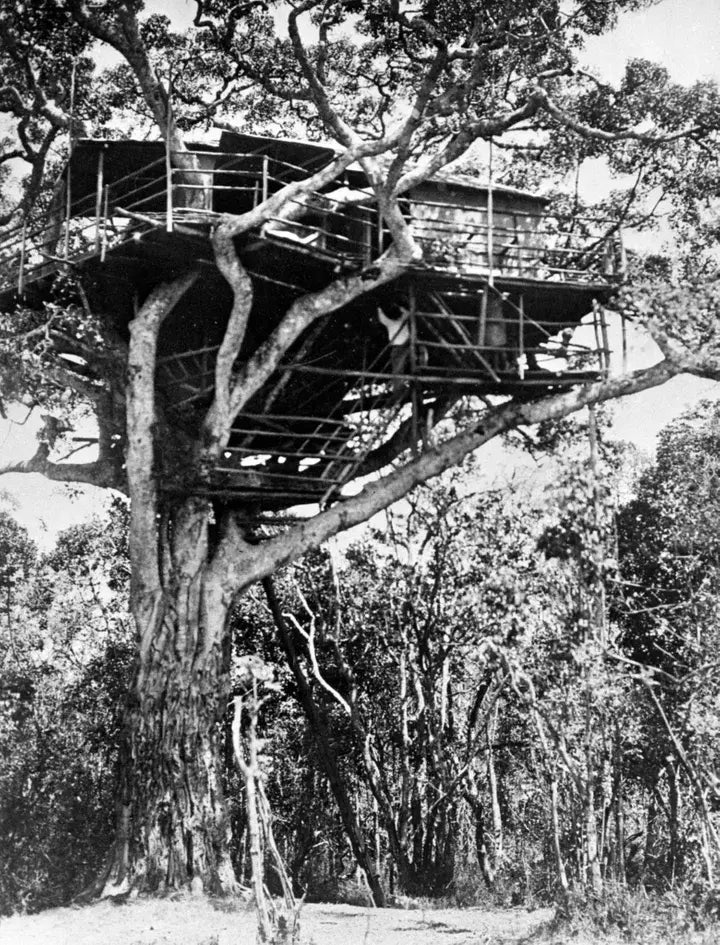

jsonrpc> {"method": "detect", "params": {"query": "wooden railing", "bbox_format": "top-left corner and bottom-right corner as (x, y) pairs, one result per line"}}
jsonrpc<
(0, 146), (625, 297)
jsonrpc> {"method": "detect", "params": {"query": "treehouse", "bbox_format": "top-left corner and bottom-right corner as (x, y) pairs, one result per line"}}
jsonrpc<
(0, 132), (624, 512)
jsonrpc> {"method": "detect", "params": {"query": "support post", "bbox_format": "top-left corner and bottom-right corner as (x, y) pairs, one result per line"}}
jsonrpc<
(617, 227), (627, 277)
(621, 311), (628, 374)
(478, 283), (488, 346)
(261, 155), (269, 204)
(515, 213), (524, 274)
(487, 140), (494, 286)
(408, 285), (419, 456)
(598, 302), (611, 375)
(95, 147), (105, 254)
(101, 185), (109, 263)
(592, 300), (603, 375)
(64, 171), (72, 261)
(518, 294), (525, 380)
(165, 121), (174, 233)
(64, 58), (77, 263)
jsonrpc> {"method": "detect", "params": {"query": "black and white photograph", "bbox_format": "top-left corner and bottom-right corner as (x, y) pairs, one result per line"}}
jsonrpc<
(0, 1), (719, 942)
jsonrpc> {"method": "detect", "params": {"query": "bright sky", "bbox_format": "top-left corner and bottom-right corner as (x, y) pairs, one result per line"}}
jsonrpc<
(1, 0), (719, 546)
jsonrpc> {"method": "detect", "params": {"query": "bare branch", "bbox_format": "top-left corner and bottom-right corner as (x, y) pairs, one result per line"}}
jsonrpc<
(539, 88), (712, 145)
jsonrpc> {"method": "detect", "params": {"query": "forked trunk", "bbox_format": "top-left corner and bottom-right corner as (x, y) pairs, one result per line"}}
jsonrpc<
(102, 502), (237, 896)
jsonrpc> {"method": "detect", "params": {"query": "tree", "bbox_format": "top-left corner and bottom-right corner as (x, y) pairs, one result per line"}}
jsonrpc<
(615, 400), (720, 886)
(1, 0), (719, 900)
(0, 504), (132, 913)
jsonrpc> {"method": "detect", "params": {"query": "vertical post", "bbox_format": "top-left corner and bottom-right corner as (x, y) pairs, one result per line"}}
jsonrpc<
(598, 302), (611, 376)
(477, 283), (488, 346)
(363, 210), (373, 266)
(165, 110), (174, 233)
(94, 147), (105, 254)
(487, 139), (494, 287)
(515, 213), (524, 274)
(408, 285), (419, 456)
(101, 185), (109, 263)
(591, 300), (603, 375)
(17, 221), (27, 296)
(64, 58), (77, 263)
(262, 154), (269, 203)
(518, 294), (525, 380)
(617, 227), (627, 276)
(621, 312), (628, 374)
(64, 169), (72, 261)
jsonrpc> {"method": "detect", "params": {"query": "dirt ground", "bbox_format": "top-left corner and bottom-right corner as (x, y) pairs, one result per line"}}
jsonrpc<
(3, 895), (716, 945)
(0, 898), (560, 945)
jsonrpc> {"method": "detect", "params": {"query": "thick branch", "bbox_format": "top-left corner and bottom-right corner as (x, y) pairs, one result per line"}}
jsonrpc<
(126, 272), (199, 599)
(204, 229), (255, 451)
(0, 444), (119, 489)
(216, 357), (685, 595)
(539, 89), (712, 145)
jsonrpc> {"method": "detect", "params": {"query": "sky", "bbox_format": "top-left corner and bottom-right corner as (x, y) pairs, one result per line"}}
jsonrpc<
(1, 0), (719, 546)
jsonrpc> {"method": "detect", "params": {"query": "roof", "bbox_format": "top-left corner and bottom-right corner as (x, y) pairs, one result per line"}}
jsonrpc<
(428, 172), (549, 204)
(217, 131), (337, 171)
(65, 134), (549, 207)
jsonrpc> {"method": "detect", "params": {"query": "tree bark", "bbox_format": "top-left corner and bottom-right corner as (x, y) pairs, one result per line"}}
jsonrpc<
(101, 500), (237, 896)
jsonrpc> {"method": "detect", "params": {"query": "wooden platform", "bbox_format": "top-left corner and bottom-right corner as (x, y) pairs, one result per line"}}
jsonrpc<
(0, 138), (622, 510)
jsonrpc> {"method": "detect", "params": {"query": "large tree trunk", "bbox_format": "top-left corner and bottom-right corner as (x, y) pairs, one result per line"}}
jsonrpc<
(101, 500), (237, 896)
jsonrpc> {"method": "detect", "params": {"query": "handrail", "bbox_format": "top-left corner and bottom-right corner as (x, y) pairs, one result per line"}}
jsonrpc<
(0, 145), (625, 297)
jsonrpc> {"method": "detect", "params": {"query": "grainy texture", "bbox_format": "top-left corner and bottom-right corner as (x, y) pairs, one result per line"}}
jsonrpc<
(0, 900), (556, 945)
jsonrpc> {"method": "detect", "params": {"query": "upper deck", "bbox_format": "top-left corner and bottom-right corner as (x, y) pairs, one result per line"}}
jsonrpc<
(0, 135), (624, 511)
(0, 132), (624, 303)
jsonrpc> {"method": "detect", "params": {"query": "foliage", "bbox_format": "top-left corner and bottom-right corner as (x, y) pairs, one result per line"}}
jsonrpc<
(1, 0), (720, 909)
(0, 502), (132, 915)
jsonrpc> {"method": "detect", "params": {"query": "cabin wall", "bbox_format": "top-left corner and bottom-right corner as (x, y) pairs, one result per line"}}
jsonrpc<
(407, 183), (547, 274)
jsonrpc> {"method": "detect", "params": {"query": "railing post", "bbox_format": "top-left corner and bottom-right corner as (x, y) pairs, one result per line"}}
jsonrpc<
(408, 285), (419, 456)
(487, 140), (494, 286)
(515, 213), (524, 274)
(592, 299), (610, 375)
(362, 215), (372, 265)
(64, 58), (76, 263)
(617, 227), (627, 277)
(478, 283), (488, 346)
(262, 155), (269, 203)
(64, 169), (72, 261)
(599, 301), (611, 375)
(101, 185), (109, 263)
(166, 140), (174, 233)
(94, 146), (105, 254)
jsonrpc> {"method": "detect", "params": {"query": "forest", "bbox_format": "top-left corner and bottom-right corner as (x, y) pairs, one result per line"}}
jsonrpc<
(3, 403), (720, 942)
(0, 0), (720, 943)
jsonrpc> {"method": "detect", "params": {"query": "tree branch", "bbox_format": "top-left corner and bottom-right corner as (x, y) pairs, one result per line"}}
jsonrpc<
(223, 356), (686, 595)
(126, 271), (199, 600)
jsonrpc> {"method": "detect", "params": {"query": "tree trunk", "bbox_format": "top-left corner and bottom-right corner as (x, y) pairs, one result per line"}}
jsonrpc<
(585, 791), (603, 895)
(550, 776), (569, 893)
(101, 503), (237, 896)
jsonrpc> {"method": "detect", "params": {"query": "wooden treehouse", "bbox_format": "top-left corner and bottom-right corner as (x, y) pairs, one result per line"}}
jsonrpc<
(0, 132), (624, 512)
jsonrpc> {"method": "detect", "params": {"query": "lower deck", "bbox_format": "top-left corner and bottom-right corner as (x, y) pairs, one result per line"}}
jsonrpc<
(1, 218), (617, 511)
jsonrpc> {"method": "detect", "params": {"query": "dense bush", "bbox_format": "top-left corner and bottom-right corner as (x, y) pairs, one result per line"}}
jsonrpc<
(0, 503), (132, 914)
